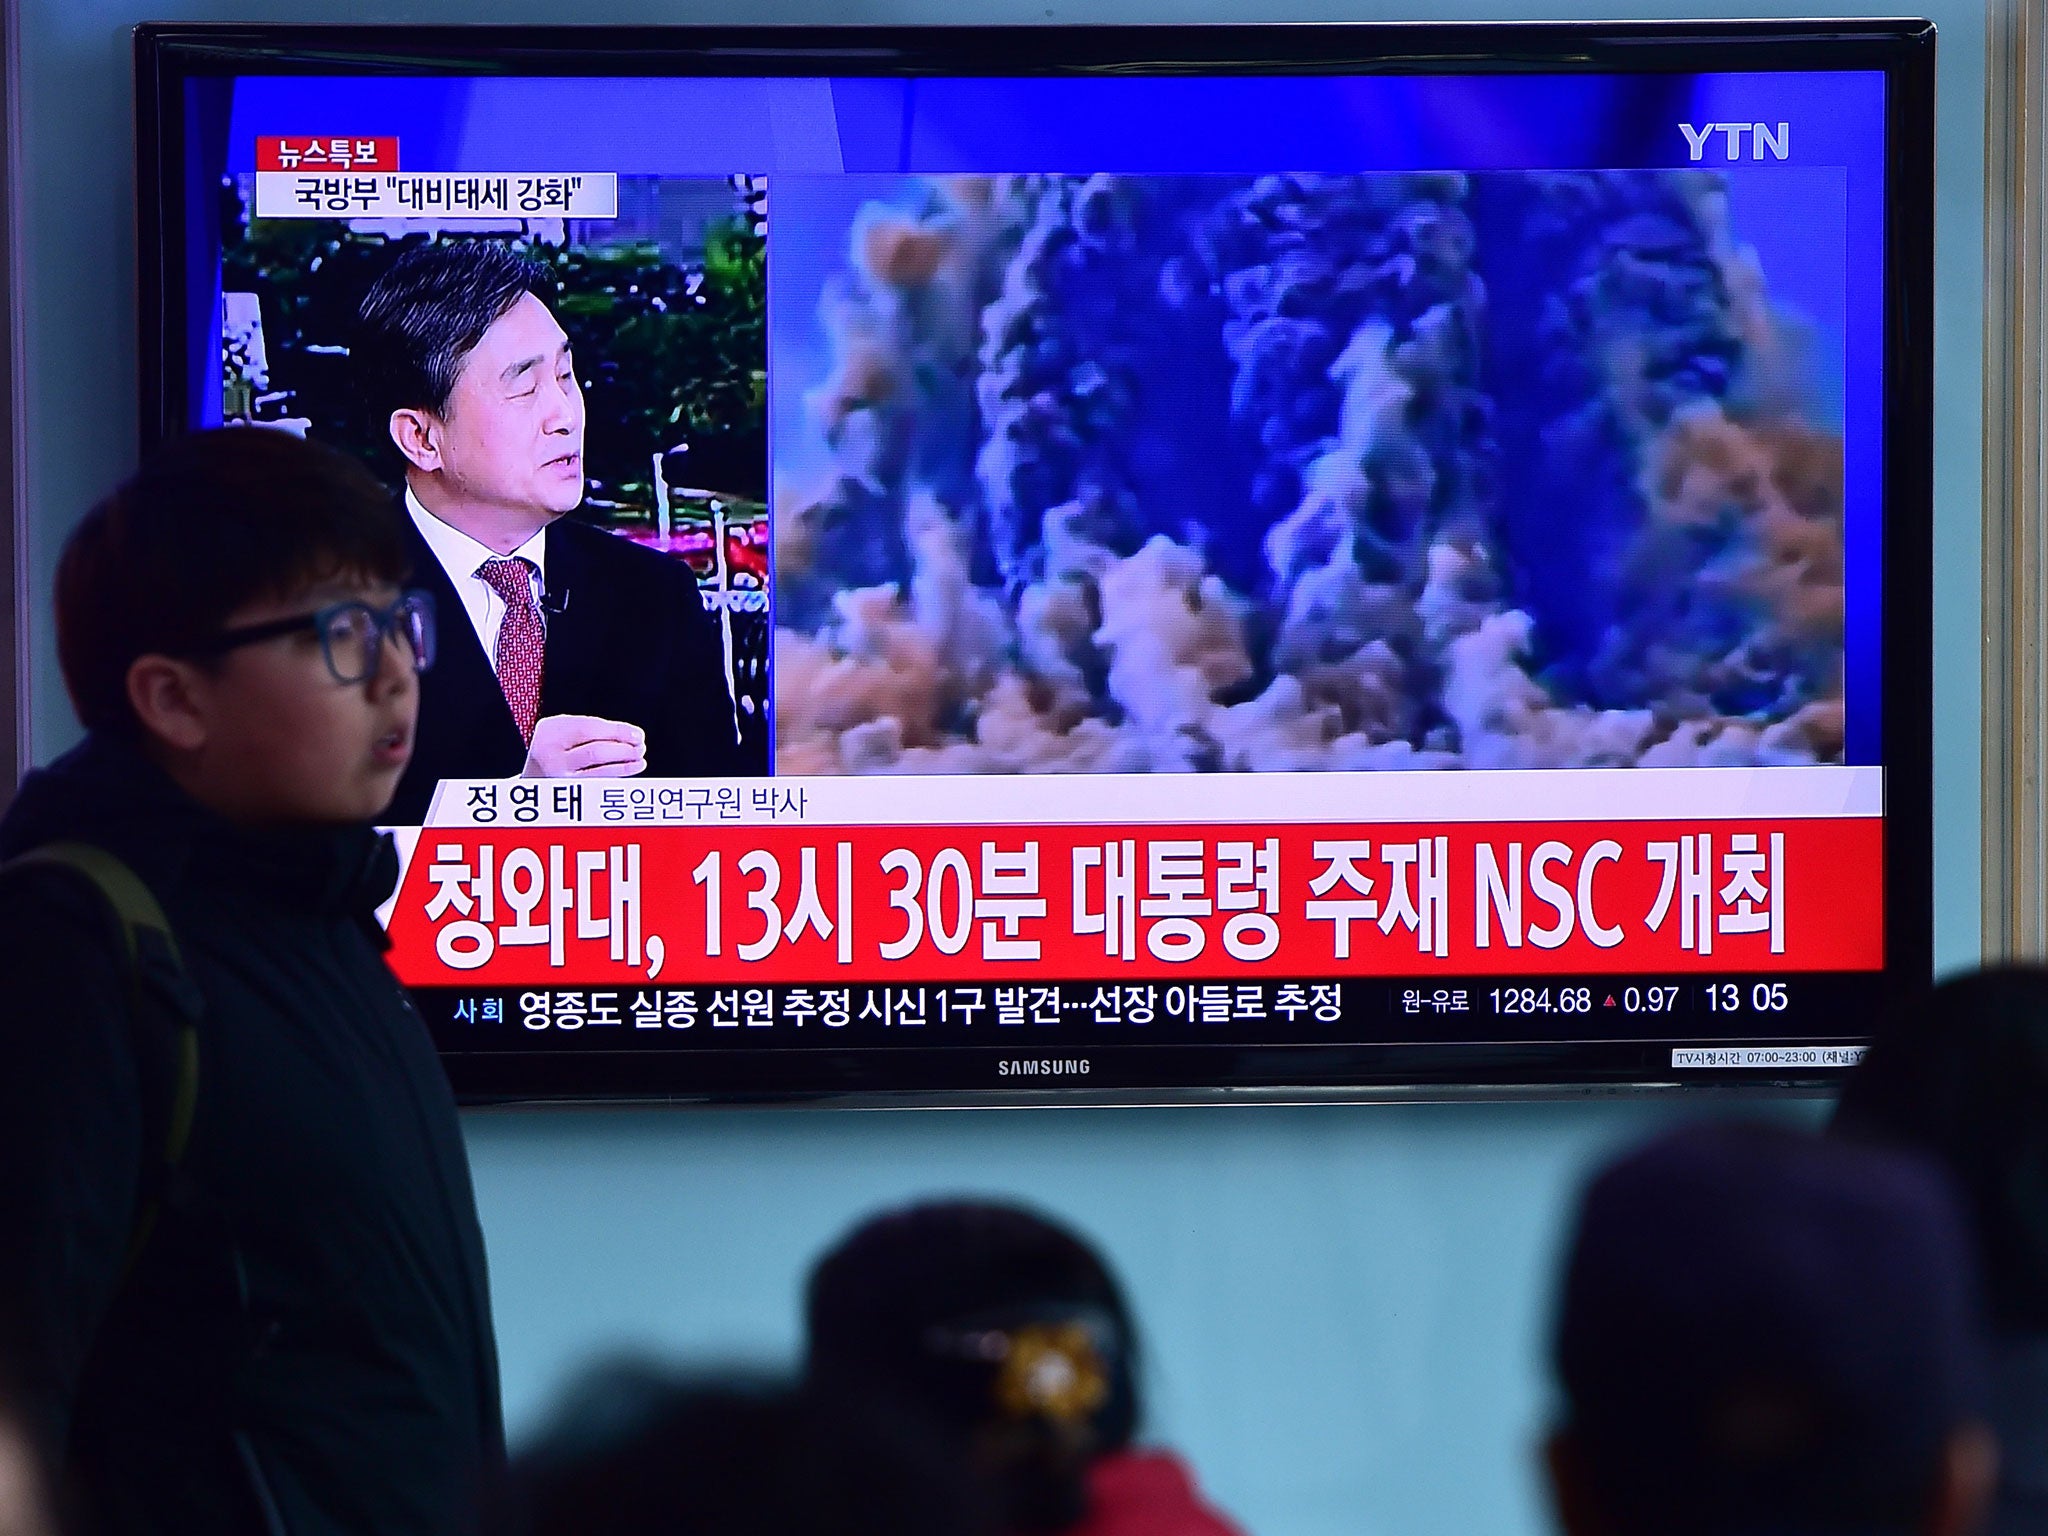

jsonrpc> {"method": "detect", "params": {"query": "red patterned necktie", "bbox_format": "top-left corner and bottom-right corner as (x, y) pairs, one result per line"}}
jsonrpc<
(477, 556), (545, 745)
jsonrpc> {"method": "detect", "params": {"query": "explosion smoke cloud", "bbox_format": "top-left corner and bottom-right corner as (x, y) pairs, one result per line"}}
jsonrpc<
(772, 170), (1847, 775)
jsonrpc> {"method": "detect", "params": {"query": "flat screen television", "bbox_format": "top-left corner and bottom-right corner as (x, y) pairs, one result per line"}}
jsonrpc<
(136, 21), (1934, 1103)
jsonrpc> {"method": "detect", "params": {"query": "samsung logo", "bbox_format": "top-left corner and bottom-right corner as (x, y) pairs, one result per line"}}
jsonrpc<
(999, 1058), (1091, 1078)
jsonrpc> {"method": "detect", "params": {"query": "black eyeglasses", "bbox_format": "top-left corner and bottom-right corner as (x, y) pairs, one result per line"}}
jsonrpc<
(190, 590), (437, 686)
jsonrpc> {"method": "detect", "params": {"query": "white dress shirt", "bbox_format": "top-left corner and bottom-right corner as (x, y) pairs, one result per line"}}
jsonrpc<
(405, 488), (549, 662)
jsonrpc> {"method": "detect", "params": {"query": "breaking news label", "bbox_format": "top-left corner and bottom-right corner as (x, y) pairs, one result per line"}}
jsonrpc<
(255, 136), (400, 172)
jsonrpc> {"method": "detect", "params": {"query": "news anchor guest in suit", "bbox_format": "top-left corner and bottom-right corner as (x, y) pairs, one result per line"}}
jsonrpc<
(355, 240), (756, 826)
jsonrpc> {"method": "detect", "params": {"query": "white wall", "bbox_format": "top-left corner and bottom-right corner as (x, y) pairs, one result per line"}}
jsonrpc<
(13, 0), (1986, 1532)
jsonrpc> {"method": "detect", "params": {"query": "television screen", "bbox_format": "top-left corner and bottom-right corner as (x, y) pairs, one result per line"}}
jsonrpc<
(136, 23), (1934, 1102)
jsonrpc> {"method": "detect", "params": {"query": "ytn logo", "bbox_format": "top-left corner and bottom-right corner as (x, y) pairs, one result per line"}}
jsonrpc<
(1679, 122), (1791, 161)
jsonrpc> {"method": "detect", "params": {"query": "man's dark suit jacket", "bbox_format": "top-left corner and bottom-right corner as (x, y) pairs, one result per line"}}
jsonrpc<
(386, 511), (758, 825)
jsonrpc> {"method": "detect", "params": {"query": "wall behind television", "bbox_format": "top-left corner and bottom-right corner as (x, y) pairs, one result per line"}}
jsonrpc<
(12, 2), (1985, 1534)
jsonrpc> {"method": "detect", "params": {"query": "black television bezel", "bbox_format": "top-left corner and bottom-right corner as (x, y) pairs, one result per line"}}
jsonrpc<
(134, 20), (1936, 1107)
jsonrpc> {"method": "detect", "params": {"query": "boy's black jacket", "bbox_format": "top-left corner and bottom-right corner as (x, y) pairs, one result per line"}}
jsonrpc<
(0, 733), (503, 1536)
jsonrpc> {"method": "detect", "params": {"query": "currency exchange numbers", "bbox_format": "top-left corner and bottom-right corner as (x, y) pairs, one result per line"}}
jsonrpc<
(1622, 986), (1681, 1013)
(1490, 987), (1593, 1014)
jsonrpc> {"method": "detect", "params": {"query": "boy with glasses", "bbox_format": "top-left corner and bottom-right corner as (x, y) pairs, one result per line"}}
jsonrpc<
(0, 428), (503, 1535)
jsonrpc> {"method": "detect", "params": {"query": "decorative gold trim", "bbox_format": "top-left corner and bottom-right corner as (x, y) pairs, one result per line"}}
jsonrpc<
(1984, 0), (2048, 959)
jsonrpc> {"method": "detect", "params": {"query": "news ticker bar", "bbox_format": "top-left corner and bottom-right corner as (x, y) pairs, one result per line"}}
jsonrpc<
(422, 973), (1856, 1049)
(416, 765), (1884, 829)
(422, 971), (1897, 1098)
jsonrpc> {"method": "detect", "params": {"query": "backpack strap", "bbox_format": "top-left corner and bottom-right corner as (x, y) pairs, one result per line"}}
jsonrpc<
(1, 841), (201, 1277)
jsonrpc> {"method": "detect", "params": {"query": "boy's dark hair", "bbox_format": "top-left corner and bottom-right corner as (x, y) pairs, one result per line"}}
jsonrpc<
(1554, 1121), (1986, 1536)
(806, 1199), (1140, 1449)
(1835, 966), (2048, 1334)
(354, 240), (556, 432)
(56, 427), (410, 735)
(490, 1369), (984, 1536)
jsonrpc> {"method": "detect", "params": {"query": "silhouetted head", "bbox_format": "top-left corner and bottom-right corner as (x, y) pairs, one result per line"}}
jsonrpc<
(492, 1366), (980, 1536)
(1835, 966), (2048, 1336)
(1548, 1121), (1993, 1536)
(806, 1200), (1138, 1531)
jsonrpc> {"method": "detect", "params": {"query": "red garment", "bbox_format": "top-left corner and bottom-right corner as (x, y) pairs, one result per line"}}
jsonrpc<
(1066, 1450), (1247, 1536)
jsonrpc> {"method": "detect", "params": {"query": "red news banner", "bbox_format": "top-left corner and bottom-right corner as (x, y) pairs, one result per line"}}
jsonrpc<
(382, 768), (1885, 988)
